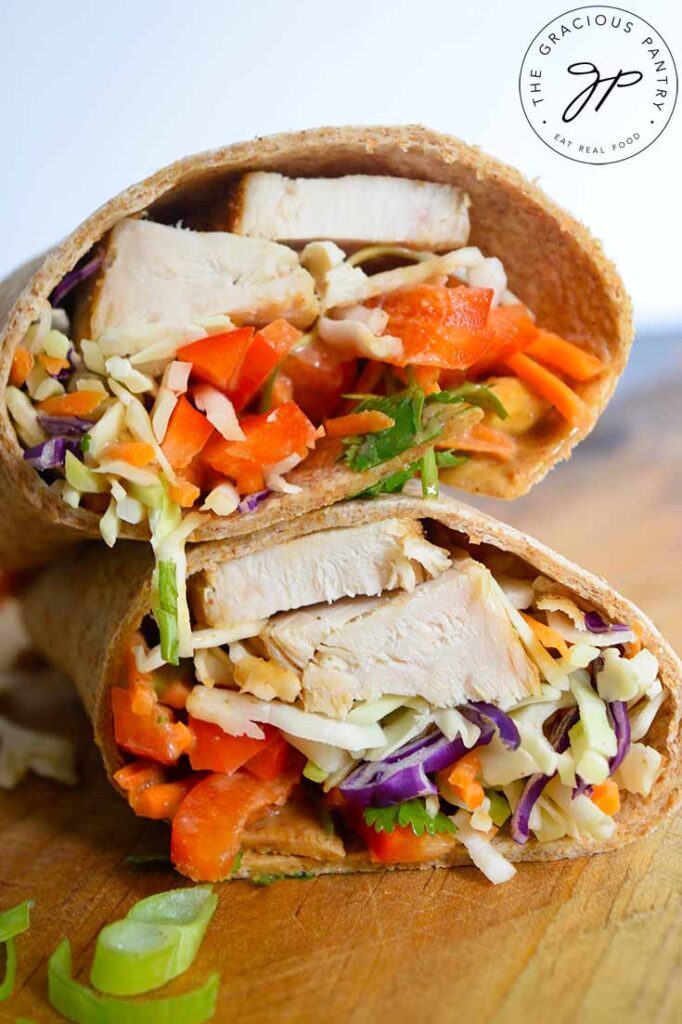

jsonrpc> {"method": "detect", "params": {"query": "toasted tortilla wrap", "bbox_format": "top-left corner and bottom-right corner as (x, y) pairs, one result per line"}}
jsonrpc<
(21, 495), (679, 883)
(1, 125), (631, 570)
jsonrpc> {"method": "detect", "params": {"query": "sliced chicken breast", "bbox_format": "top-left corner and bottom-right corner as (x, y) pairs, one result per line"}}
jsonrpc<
(301, 555), (540, 714)
(80, 219), (319, 337)
(227, 173), (471, 251)
(189, 519), (451, 629)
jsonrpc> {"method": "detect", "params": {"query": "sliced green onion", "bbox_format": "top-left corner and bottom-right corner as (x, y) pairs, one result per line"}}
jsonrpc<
(50, 940), (219, 1023)
(155, 561), (179, 665)
(0, 899), (33, 1003)
(348, 245), (434, 267)
(0, 939), (17, 1002)
(90, 886), (217, 997)
(0, 900), (33, 943)
(303, 760), (327, 783)
(420, 447), (439, 499)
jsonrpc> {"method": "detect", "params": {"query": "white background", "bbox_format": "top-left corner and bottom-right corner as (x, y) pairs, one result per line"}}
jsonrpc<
(0, 0), (679, 334)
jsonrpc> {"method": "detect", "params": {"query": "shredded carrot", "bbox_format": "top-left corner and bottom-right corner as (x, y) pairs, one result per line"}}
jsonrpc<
(113, 760), (165, 793)
(624, 621), (643, 659)
(520, 611), (569, 657)
(37, 390), (104, 417)
(447, 750), (485, 810)
(160, 679), (193, 710)
(9, 349), (34, 387)
(169, 478), (201, 507)
(38, 353), (70, 376)
(590, 779), (621, 816)
(438, 423), (516, 461)
(505, 352), (591, 429)
(130, 778), (197, 820)
(411, 366), (441, 395)
(324, 410), (395, 438)
(525, 331), (605, 382)
(101, 441), (155, 467)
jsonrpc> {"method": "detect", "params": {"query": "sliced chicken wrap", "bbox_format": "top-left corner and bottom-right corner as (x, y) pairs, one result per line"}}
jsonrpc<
(2, 125), (631, 590)
(21, 496), (680, 885)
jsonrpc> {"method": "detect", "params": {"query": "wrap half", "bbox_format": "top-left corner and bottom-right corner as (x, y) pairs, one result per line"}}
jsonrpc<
(1, 125), (631, 574)
(21, 495), (680, 885)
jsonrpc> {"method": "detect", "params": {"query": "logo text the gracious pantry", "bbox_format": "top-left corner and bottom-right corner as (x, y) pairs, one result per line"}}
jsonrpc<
(519, 6), (677, 164)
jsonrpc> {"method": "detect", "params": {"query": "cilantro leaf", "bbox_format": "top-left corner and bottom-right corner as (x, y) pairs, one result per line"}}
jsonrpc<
(343, 389), (427, 471)
(342, 382), (507, 475)
(426, 382), (508, 419)
(363, 798), (456, 838)
(355, 459), (421, 498)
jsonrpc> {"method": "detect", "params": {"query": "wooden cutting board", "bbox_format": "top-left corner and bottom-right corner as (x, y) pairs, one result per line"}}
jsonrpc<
(1, 365), (680, 1024)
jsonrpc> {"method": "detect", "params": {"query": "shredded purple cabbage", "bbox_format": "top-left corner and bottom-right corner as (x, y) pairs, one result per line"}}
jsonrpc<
(584, 611), (630, 634)
(607, 701), (631, 774)
(511, 708), (579, 844)
(238, 489), (270, 514)
(37, 413), (93, 436)
(461, 702), (521, 751)
(49, 254), (102, 307)
(23, 437), (81, 470)
(340, 725), (494, 807)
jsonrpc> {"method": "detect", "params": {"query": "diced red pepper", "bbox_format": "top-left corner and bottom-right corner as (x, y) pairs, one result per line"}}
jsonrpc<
(171, 765), (301, 881)
(377, 285), (494, 368)
(111, 686), (193, 765)
(177, 328), (254, 392)
(281, 339), (357, 422)
(161, 396), (214, 470)
(130, 777), (199, 820)
(229, 320), (302, 411)
(188, 717), (275, 773)
(343, 803), (455, 864)
(202, 401), (319, 492)
(244, 731), (292, 781)
(469, 304), (539, 376)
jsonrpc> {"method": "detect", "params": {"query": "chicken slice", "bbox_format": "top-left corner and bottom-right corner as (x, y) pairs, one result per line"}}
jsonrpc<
(189, 519), (451, 629)
(227, 173), (470, 251)
(260, 596), (383, 671)
(301, 554), (540, 714)
(78, 218), (319, 337)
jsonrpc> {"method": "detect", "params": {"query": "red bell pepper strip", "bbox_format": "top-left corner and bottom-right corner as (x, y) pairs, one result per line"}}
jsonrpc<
(177, 328), (253, 392)
(161, 395), (214, 471)
(229, 320), (302, 411)
(378, 285), (494, 368)
(171, 765), (301, 881)
(188, 717), (275, 773)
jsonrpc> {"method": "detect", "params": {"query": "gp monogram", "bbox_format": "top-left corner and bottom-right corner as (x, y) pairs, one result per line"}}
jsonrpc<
(519, 6), (677, 164)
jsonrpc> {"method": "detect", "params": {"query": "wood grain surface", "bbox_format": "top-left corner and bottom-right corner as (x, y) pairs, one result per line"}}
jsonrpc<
(0, 351), (680, 1024)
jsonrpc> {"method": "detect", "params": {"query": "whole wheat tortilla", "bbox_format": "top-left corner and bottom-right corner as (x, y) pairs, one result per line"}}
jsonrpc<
(0, 125), (632, 570)
(21, 494), (679, 876)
